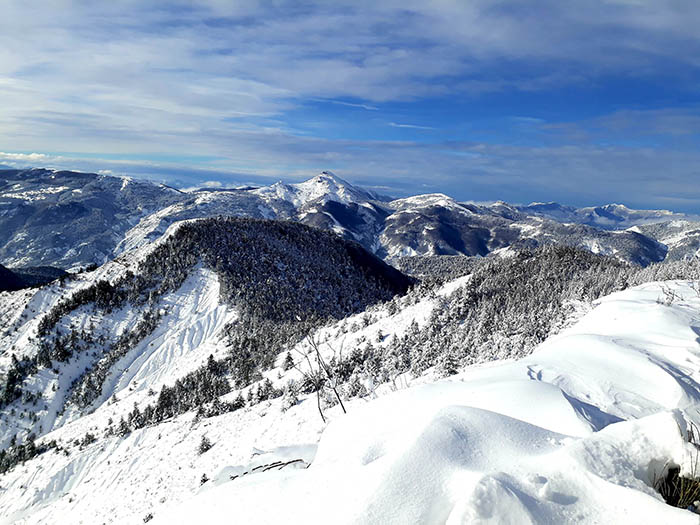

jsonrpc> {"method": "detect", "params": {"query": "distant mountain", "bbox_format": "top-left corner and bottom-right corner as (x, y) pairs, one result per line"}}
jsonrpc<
(0, 168), (183, 269)
(377, 194), (667, 266)
(253, 171), (384, 207)
(515, 201), (700, 261)
(518, 201), (696, 230)
(632, 220), (700, 261)
(0, 167), (694, 269)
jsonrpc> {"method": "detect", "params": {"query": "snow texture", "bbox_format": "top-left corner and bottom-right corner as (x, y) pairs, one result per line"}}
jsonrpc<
(3, 280), (700, 524)
(159, 281), (700, 524)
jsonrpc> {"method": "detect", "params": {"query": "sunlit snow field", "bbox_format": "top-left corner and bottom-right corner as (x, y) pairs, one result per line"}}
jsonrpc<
(2, 279), (700, 524)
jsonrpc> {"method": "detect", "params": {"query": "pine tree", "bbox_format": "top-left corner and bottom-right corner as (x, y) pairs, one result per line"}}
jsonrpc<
(117, 416), (131, 437)
(282, 352), (294, 372)
(437, 349), (460, 378)
(281, 380), (299, 412)
(198, 435), (213, 455)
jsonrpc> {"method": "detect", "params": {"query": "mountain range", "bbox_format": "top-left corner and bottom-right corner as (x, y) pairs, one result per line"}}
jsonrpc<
(2, 167), (698, 273)
(0, 212), (698, 523)
(1, 166), (700, 523)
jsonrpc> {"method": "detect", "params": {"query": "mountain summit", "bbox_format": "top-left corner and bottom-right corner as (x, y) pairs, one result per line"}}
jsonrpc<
(253, 170), (380, 208)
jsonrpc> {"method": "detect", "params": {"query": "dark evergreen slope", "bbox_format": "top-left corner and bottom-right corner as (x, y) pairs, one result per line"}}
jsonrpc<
(148, 217), (413, 321)
(0, 264), (24, 292)
(392, 255), (486, 282)
(20, 218), (412, 421)
(111, 218), (413, 429)
(0, 264), (67, 292)
(39, 217), (411, 333)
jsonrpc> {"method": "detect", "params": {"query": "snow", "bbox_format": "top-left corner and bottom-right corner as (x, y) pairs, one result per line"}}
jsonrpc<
(510, 222), (539, 234)
(253, 171), (372, 208)
(0, 267), (247, 523)
(119, 177), (132, 191)
(580, 238), (615, 256)
(389, 193), (465, 212)
(152, 281), (700, 524)
(114, 202), (190, 255)
(0, 382), (328, 524)
(61, 265), (238, 415)
(0, 264), (236, 447)
(3, 277), (700, 524)
(113, 192), (275, 257)
(657, 226), (700, 248)
(0, 282), (79, 379)
(112, 266), (237, 396)
(0, 186), (69, 201)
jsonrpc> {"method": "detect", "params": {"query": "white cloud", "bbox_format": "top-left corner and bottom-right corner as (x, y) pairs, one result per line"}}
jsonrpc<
(0, 152), (53, 163)
(329, 101), (379, 111)
(388, 122), (436, 130)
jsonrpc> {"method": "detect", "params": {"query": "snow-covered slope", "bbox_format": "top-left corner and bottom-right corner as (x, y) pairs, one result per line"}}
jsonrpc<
(521, 202), (699, 230)
(148, 280), (700, 524)
(379, 195), (667, 265)
(634, 220), (700, 261)
(0, 168), (184, 270)
(0, 264), (236, 448)
(3, 278), (700, 523)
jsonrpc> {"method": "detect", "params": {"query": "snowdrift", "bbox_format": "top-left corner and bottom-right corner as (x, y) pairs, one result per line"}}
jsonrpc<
(154, 281), (700, 524)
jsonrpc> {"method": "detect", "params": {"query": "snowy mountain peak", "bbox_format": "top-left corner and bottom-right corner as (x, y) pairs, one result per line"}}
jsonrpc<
(294, 171), (375, 205)
(298, 171), (349, 192)
(390, 193), (459, 209)
(488, 200), (519, 211)
(254, 171), (376, 208)
(317, 170), (343, 182)
(309, 171), (358, 191)
(600, 202), (629, 210)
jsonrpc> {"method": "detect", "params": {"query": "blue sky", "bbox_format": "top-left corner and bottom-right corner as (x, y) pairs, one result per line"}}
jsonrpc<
(1, 1), (700, 211)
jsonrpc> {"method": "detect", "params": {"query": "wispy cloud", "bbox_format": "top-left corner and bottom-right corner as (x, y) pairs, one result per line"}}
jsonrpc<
(329, 101), (379, 111)
(388, 122), (436, 130)
(0, 152), (54, 163)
